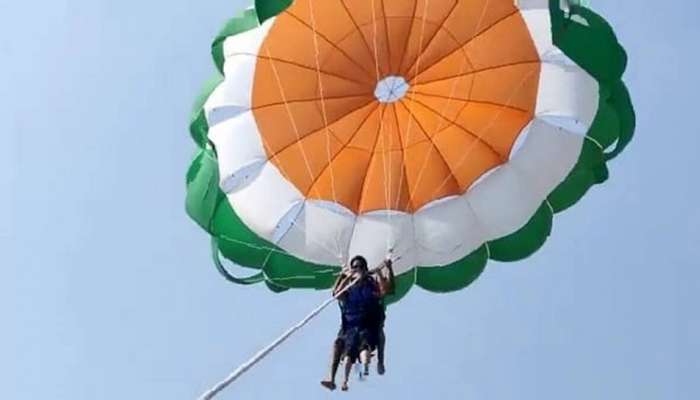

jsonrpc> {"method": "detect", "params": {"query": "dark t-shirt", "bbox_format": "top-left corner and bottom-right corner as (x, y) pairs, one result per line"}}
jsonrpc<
(337, 275), (384, 354)
(339, 276), (380, 329)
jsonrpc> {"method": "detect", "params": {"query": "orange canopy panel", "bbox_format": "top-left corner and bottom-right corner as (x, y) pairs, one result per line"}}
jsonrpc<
(251, 0), (541, 213)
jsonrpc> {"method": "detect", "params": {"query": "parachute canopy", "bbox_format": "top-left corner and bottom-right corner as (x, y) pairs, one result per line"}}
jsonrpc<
(187, 0), (634, 302)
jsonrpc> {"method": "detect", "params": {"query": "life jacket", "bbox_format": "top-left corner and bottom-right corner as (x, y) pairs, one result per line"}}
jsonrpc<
(341, 276), (379, 328)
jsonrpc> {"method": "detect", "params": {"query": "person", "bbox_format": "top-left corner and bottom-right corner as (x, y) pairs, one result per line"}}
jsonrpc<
(370, 258), (395, 375)
(320, 255), (395, 391)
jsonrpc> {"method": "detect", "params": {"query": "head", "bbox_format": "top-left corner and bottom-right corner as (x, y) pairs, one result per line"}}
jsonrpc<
(349, 255), (368, 276)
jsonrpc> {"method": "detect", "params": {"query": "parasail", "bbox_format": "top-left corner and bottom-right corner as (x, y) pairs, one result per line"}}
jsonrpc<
(186, 0), (634, 303)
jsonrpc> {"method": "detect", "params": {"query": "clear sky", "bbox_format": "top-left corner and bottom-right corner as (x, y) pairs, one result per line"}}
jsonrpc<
(1, 1), (698, 399)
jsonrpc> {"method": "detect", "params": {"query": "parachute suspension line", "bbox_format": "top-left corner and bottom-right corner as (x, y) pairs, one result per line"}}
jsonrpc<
(221, 186), (344, 262)
(215, 233), (341, 284)
(385, 1), (419, 232)
(306, 0), (347, 263)
(286, 217), (348, 261)
(212, 230), (343, 274)
(369, 0), (381, 82)
(433, 0), (492, 134)
(213, 201), (340, 264)
(209, 176), (324, 259)
(398, 0), (431, 208)
(308, 0), (340, 207)
(214, 167), (341, 261)
(263, 43), (346, 262)
(382, 2), (394, 252)
(197, 268), (376, 400)
(402, 0), (446, 202)
(370, 0), (392, 252)
(230, 117), (341, 262)
(376, 111), (391, 251)
(332, 227), (349, 264)
(407, 0), (537, 201)
(407, 0), (491, 200)
(428, 67), (539, 199)
(211, 238), (265, 285)
(217, 235), (288, 256)
(263, 46), (316, 193)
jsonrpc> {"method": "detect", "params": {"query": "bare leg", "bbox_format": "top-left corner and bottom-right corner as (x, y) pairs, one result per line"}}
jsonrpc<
(321, 339), (342, 391)
(377, 329), (386, 375)
(360, 349), (370, 375)
(341, 356), (353, 391)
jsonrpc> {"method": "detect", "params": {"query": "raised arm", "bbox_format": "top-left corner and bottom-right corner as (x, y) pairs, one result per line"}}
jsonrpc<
(332, 270), (352, 297)
(375, 259), (395, 297)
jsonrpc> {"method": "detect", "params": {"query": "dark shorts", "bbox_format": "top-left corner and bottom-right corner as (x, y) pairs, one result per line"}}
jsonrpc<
(337, 317), (383, 356)
(370, 306), (386, 328)
(340, 325), (372, 361)
(336, 303), (386, 358)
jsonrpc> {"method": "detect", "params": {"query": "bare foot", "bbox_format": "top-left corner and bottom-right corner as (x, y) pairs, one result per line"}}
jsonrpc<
(341, 382), (349, 391)
(320, 380), (336, 391)
(377, 362), (385, 375)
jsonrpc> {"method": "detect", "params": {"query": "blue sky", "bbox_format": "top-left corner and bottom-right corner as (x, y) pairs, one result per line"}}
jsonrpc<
(1, 1), (698, 399)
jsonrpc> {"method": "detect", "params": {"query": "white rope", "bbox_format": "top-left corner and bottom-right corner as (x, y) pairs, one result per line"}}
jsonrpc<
(263, 46), (317, 192)
(258, 45), (345, 261)
(395, 0), (431, 208)
(308, 0), (340, 204)
(197, 266), (381, 400)
(369, 0), (393, 252)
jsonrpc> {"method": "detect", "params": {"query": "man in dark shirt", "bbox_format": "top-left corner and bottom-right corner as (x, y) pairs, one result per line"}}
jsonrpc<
(321, 255), (395, 391)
